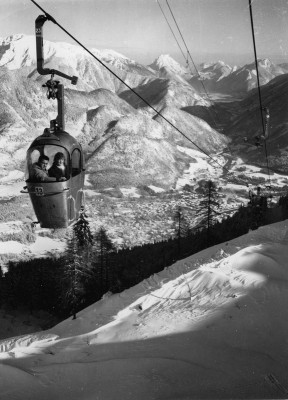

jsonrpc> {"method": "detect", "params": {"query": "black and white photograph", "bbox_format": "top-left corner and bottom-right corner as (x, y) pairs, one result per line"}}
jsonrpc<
(1, 0), (288, 398)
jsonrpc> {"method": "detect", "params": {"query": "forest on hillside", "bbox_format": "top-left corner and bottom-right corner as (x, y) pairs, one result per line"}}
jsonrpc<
(1, 181), (288, 324)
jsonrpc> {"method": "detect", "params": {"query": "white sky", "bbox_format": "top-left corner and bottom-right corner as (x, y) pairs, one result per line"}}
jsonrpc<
(0, 0), (288, 64)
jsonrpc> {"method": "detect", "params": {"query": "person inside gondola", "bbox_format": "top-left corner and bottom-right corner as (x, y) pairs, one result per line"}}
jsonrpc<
(48, 152), (68, 181)
(31, 155), (57, 182)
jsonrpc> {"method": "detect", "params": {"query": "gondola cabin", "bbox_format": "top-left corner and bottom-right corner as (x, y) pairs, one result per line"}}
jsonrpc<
(22, 14), (86, 228)
(23, 129), (85, 228)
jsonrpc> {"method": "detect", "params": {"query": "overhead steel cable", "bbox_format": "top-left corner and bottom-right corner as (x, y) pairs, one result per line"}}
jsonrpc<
(156, 0), (187, 64)
(30, 0), (230, 173)
(248, 0), (271, 186)
(165, 0), (197, 71)
(164, 0), (223, 133)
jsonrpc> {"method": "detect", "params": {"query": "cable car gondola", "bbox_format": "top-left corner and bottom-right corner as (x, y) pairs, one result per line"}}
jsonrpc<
(21, 15), (85, 228)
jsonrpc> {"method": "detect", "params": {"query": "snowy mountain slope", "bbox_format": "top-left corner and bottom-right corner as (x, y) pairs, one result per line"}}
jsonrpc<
(182, 69), (288, 173)
(0, 32), (284, 204)
(190, 58), (287, 95)
(148, 54), (193, 84)
(0, 34), (155, 92)
(0, 63), (156, 179)
(149, 54), (189, 76)
(1, 34), (286, 99)
(181, 102), (233, 132)
(86, 112), (192, 189)
(0, 67), (50, 172)
(119, 77), (210, 111)
(278, 62), (288, 72)
(215, 58), (287, 95)
(83, 102), (231, 190)
(1, 220), (288, 399)
(66, 88), (136, 115)
(238, 58), (286, 87)
(0, 34), (229, 192)
(0, 34), (216, 191)
(198, 60), (236, 81)
(223, 73), (288, 171)
(81, 104), (129, 147)
(0, 35), (37, 69)
(189, 60), (235, 94)
(64, 87), (137, 138)
(92, 48), (156, 77)
(154, 106), (230, 153)
(0, 65), (214, 192)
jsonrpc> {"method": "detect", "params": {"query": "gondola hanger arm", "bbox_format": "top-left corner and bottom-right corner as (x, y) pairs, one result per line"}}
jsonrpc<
(35, 15), (78, 85)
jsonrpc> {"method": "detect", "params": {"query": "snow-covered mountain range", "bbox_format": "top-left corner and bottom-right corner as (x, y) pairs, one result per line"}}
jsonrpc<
(0, 33), (288, 227)
(0, 34), (229, 190)
(190, 58), (288, 95)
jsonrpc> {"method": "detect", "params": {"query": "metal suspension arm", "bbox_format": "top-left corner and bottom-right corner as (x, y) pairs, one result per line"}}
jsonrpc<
(35, 15), (78, 85)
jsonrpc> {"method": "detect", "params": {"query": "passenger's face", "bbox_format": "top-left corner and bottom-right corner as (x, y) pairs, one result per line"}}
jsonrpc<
(40, 160), (49, 170)
(56, 158), (64, 167)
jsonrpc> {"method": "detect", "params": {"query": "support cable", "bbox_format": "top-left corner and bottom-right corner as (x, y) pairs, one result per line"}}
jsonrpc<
(248, 0), (271, 186)
(156, 0), (187, 63)
(164, 0), (223, 133)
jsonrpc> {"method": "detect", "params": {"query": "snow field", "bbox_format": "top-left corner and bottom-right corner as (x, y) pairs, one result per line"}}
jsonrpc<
(0, 221), (288, 398)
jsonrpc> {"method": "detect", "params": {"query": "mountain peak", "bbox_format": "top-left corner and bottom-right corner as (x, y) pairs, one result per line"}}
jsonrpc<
(0, 34), (37, 69)
(92, 48), (130, 61)
(244, 58), (274, 70)
(199, 60), (232, 71)
(0, 33), (24, 44)
(258, 58), (272, 68)
(148, 54), (188, 75)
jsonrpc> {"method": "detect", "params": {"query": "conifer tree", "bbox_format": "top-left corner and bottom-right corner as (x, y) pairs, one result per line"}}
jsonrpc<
(173, 206), (190, 257)
(74, 207), (93, 247)
(73, 206), (93, 266)
(63, 207), (93, 319)
(197, 180), (221, 245)
(93, 226), (116, 292)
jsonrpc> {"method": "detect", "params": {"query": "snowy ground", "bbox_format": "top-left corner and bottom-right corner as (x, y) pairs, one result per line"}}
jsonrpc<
(0, 221), (66, 260)
(1, 220), (288, 399)
(0, 181), (25, 198)
(175, 147), (219, 189)
(0, 236), (65, 257)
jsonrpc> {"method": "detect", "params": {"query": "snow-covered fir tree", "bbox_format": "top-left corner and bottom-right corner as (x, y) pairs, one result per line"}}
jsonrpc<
(62, 208), (93, 319)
